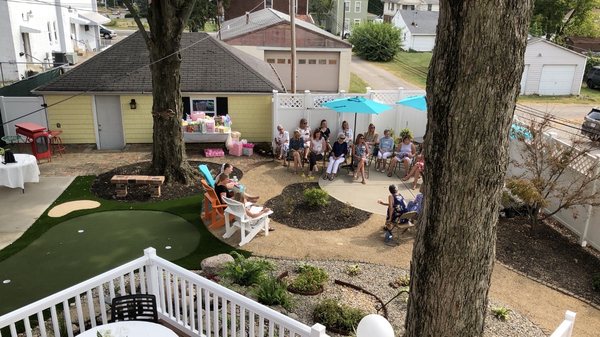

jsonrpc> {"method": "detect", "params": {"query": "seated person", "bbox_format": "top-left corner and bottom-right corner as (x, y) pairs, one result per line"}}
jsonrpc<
(296, 118), (311, 159)
(376, 129), (394, 172)
(288, 130), (305, 173)
(364, 123), (379, 156)
(353, 134), (369, 184)
(273, 125), (289, 164)
(387, 135), (416, 177)
(308, 129), (326, 176)
(324, 133), (348, 181)
(406, 193), (423, 214)
(402, 153), (424, 189)
(216, 163), (259, 203)
(215, 174), (273, 224)
(377, 185), (407, 242)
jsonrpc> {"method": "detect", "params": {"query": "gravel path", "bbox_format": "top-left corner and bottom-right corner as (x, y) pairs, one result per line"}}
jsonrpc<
(209, 257), (546, 337)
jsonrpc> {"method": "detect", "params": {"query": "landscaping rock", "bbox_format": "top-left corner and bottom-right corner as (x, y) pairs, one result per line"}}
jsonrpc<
(201, 254), (234, 276)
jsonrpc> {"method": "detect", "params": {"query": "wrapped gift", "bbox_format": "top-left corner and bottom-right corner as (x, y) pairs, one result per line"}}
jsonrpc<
(242, 143), (254, 156)
(205, 119), (215, 133)
(191, 112), (205, 121)
(204, 148), (225, 157)
(230, 141), (243, 156)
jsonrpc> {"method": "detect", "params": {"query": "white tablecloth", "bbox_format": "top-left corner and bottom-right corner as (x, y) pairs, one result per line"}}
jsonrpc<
(0, 154), (40, 189)
(183, 132), (230, 143)
(76, 321), (178, 337)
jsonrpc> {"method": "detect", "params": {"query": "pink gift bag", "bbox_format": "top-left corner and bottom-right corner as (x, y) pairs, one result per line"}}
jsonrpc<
(229, 141), (243, 156)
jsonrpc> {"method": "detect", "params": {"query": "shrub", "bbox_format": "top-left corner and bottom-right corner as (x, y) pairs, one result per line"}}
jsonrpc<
(289, 264), (329, 293)
(492, 307), (511, 321)
(593, 273), (600, 291)
(313, 299), (366, 334)
(255, 275), (293, 310)
(346, 264), (361, 276)
(348, 23), (401, 62)
(220, 252), (274, 286)
(304, 188), (329, 208)
(399, 128), (413, 140)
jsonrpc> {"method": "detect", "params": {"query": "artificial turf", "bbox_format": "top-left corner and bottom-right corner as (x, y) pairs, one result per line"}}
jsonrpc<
(0, 176), (239, 315)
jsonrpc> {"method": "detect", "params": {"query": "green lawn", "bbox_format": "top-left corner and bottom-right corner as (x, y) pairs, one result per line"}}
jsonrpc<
(371, 51), (600, 104)
(0, 176), (239, 315)
(349, 72), (370, 93)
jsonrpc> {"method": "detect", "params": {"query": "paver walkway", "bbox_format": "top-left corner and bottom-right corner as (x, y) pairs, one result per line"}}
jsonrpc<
(9, 146), (600, 337)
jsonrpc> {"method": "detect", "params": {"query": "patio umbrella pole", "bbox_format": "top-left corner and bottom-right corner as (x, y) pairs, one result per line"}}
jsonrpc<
(342, 112), (358, 171)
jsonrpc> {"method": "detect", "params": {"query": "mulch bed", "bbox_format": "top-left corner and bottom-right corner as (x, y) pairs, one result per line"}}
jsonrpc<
(496, 216), (600, 305)
(90, 161), (243, 202)
(264, 183), (370, 230)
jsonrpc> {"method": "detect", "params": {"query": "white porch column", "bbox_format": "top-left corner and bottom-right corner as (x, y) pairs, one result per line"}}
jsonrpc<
(143, 248), (161, 304)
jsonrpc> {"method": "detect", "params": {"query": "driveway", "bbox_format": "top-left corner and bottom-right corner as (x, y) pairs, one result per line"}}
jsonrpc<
(350, 55), (420, 90)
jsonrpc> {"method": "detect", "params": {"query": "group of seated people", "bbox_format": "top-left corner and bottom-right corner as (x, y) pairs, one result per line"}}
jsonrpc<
(273, 119), (425, 188)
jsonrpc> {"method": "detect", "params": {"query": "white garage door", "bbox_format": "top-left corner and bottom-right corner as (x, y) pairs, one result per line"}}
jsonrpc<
(265, 51), (340, 92)
(539, 65), (576, 96)
(520, 65), (529, 95)
(412, 36), (436, 52)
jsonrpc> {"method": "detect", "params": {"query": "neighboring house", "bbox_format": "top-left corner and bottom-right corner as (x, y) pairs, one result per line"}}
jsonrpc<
(392, 10), (438, 52)
(382, 0), (439, 22)
(0, 0), (109, 82)
(34, 32), (285, 149)
(520, 37), (587, 96)
(565, 37), (600, 55)
(225, 0), (310, 21)
(325, 0), (369, 37)
(221, 8), (352, 92)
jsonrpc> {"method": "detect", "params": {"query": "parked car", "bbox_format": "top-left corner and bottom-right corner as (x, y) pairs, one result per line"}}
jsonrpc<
(587, 66), (600, 90)
(99, 26), (117, 39)
(581, 107), (600, 141)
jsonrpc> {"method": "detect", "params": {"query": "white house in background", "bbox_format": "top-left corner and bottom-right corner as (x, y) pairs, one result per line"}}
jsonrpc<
(0, 0), (109, 82)
(392, 10), (438, 52)
(520, 37), (587, 96)
(382, 0), (439, 22)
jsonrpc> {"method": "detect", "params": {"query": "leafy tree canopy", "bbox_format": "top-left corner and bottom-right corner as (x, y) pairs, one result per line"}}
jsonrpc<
(530, 0), (600, 41)
(188, 0), (230, 32)
(348, 22), (401, 62)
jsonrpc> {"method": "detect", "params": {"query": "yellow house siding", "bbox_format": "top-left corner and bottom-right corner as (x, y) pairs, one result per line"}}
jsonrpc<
(121, 95), (153, 143)
(44, 95), (95, 143)
(227, 95), (272, 142)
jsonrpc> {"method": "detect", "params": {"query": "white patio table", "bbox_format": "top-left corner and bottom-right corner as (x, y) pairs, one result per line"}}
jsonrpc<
(76, 321), (178, 337)
(0, 153), (39, 191)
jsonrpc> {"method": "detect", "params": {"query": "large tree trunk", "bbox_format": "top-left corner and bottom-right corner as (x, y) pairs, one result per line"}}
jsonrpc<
(125, 0), (197, 184)
(404, 2), (533, 337)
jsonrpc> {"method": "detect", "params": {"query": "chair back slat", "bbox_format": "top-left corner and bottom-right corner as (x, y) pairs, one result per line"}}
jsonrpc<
(198, 164), (216, 188)
(222, 196), (247, 219)
(201, 180), (221, 204)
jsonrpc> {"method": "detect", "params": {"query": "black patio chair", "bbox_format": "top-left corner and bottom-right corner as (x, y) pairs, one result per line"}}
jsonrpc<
(110, 294), (158, 323)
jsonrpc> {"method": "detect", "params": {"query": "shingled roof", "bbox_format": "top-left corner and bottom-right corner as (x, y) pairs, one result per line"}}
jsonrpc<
(36, 32), (285, 93)
(397, 10), (438, 35)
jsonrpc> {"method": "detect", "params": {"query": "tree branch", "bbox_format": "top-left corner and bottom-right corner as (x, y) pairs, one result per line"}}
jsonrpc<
(176, 0), (198, 36)
(123, 0), (152, 48)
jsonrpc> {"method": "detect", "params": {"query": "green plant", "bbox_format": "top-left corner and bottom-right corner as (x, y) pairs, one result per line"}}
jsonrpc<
(346, 264), (361, 276)
(399, 128), (413, 140)
(313, 299), (366, 334)
(289, 264), (329, 293)
(396, 274), (410, 287)
(255, 275), (293, 310)
(491, 306), (511, 321)
(348, 22), (402, 62)
(220, 252), (274, 286)
(593, 273), (600, 291)
(304, 188), (329, 208)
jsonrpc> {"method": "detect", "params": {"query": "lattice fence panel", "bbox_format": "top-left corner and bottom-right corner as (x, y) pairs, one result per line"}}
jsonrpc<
(278, 95), (305, 109)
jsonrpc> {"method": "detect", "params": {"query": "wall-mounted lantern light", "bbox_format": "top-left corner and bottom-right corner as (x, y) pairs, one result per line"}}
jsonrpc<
(129, 99), (137, 110)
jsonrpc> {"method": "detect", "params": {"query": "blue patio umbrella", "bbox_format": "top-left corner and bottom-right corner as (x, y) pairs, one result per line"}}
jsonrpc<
(397, 95), (427, 111)
(322, 96), (393, 138)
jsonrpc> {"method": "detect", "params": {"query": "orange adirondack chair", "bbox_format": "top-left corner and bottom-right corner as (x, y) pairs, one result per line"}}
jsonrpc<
(200, 179), (227, 229)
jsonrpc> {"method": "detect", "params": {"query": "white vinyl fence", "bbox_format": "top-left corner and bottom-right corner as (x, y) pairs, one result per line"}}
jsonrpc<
(272, 88), (427, 143)
(508, 132), (600, 250)
(0, 248), (327, 337)
(550, 311), (577, 337)
(0, 96), (48, 137)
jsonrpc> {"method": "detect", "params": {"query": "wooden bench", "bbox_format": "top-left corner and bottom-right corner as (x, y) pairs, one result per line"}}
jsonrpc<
(111, 175), (165, 198)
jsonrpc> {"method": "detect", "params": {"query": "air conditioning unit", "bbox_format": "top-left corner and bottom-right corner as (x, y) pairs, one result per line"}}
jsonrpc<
(65, 53), (77, 65)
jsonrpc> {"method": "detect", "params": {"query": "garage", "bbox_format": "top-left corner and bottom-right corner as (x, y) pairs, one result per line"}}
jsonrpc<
(412, 36), (436, 52)
(265, 50), (340, 92)
(539, 65), (576, 95)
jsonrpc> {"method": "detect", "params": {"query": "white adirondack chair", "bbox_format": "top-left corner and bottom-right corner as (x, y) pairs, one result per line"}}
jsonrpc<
(222, 196), (273, 246)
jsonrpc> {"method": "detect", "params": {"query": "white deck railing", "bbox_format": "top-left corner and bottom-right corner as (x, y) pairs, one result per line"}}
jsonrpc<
(0, 248), (327, 337)
(550, 311), (577, 337)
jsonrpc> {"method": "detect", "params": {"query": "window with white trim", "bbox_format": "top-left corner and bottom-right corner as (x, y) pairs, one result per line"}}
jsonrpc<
(47, 22), (52, 42)
(344, 1), (350, 12)
(191, 98), (216, 116)
(388, 3), (394, 10)
(53, 22), (58, 41)
(355, 1), (361, 13)
(354, 18), (361, 26)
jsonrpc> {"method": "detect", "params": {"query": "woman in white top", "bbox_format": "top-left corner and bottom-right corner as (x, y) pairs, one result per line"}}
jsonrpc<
(387, 135), (416, 177)
(308, 129), (326, 176)
(341, 120), (353, 146)
(273, 125), (289, 165)
(297, 118), (311, 160)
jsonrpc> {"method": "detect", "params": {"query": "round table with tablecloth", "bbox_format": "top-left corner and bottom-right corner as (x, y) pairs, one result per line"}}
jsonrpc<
(0, 154), (40, 190)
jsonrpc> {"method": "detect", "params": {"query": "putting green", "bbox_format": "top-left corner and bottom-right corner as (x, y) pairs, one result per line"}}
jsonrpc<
(0, 210), (200, 314)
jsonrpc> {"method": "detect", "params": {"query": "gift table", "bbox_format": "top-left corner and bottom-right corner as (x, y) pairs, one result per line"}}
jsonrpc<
(182, 132), (231, 144)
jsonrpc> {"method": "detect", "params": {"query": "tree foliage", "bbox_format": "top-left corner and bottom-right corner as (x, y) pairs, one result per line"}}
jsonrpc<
(188, 0), (230, 32)
(348, 23), (401, 62)
(309, 0), (335, 27)
(368, 0), (384, 16)
(507, 117), (600, 226)
(530, 0), (599, 41)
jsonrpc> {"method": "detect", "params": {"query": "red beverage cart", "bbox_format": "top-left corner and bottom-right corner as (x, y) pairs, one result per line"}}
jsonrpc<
(15, 122), (51, 161)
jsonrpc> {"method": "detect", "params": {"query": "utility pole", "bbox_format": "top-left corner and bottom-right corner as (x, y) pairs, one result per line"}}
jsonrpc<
(341, 1), (346, 38)
(289, 0), (297, 93)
